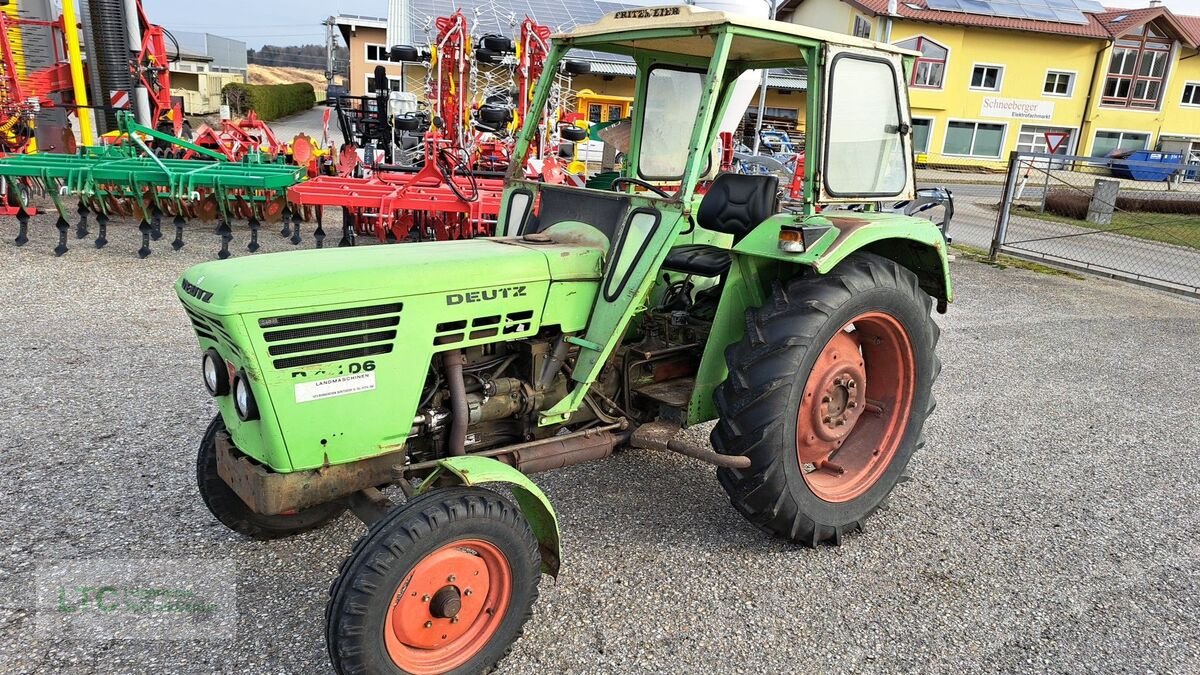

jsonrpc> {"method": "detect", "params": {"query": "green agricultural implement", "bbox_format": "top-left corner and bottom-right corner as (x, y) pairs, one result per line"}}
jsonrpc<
(0, 111), (307, 259)
(177, 7), (952, 674)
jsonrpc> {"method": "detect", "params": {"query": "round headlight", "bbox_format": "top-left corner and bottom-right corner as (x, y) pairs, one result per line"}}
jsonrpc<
(233, 372), (259, 421)
(202, 349), (229, 396)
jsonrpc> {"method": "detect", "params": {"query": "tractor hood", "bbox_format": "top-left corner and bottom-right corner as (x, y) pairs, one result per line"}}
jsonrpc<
(175, 236), (605, 474)
(177, 238), (604, 317)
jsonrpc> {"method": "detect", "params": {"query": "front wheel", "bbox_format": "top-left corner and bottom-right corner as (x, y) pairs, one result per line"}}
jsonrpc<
(196, 415), (347, 539)
(713, 253), (941, 546)
(327, 486), (541, 675)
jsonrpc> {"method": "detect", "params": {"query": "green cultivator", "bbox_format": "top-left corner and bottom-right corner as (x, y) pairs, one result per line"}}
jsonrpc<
(0, 112), (307, 259)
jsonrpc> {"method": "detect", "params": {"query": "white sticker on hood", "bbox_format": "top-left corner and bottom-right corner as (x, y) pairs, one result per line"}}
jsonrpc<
(295, 372), (376, 403)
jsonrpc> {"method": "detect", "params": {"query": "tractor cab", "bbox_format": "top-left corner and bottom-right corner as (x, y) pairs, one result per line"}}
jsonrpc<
(491, 5), (946, 424)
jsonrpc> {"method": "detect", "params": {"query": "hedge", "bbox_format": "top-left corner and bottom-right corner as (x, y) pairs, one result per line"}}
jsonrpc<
(1044, 187), (1200, 220)
(222, 82), (315, 121)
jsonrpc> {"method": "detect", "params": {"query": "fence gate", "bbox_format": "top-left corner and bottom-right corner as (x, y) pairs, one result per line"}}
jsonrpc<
(990, 150), (1200, 298)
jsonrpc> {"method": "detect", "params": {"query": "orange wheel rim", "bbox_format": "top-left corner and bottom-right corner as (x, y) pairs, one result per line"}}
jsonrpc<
(796, 311), (915, 503)
(383, 539), (512, 675)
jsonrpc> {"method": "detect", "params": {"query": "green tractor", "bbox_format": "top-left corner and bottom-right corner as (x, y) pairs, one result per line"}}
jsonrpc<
(178, 7), (951, 674)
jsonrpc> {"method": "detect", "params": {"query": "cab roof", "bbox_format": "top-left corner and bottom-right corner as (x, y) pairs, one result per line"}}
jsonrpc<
(557, 5), (919, 62)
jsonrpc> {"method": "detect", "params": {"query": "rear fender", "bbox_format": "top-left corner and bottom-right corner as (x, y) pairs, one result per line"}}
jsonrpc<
(416, 456), (561, 577)
(732, 212), (953, 303)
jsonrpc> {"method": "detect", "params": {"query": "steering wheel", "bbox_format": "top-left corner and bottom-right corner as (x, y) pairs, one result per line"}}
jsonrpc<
(610, 176), (672, 199)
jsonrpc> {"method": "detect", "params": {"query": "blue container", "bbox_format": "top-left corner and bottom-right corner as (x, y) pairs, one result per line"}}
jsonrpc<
(1109, 150), (1185, 181)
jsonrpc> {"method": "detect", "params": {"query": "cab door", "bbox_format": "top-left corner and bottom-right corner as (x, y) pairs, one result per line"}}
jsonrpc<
(817, 46), (916, 203)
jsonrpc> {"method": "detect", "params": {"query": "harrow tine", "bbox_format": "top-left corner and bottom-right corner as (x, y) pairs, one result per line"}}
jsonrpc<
(137, 217), (153, 259)
(280, 203), (293, 237)
(338, 207), (353, 247)
(247, 214), (261, 253)
(14, 208), (29, 246)
(217, 216), (233, 260)
(54, 215), (70, 257)
(75, 201), (89, 239)
(289, 207), (302, 245)
(150, 205), (163, 242)
(314, 207), (326, 248)
(172, 214), (186, 251)
(94, 208), (109, 249)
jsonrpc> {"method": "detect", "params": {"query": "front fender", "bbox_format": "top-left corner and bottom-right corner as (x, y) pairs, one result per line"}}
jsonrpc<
(732, 212), (953, 303)
(416, 456), (561, 577)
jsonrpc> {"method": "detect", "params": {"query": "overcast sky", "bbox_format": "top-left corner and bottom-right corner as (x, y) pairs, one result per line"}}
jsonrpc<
(143, 0), (1200, 49)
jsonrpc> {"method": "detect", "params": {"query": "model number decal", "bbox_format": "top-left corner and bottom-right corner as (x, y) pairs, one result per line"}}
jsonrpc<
(290, 360), (377, 380)
(446, 286), (527, 305)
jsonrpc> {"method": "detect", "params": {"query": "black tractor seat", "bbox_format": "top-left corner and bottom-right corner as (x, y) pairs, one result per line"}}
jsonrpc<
(663, 243), (735, 277)
(662, 173), (779, 277)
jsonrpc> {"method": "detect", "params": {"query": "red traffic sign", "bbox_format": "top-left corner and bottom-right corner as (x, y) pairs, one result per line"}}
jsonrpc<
(1044, 131), (1070, 154)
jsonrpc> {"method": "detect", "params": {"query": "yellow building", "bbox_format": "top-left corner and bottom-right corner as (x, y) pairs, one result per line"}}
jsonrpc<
(786, 0), (1200, 169)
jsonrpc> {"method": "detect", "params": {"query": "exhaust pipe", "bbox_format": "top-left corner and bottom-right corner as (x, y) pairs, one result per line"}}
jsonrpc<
(444, 350), (468, 456)
(507, 430), (618, 473)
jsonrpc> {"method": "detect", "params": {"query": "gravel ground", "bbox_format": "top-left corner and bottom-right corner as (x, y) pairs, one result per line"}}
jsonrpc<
(0, 214), (1198, 674)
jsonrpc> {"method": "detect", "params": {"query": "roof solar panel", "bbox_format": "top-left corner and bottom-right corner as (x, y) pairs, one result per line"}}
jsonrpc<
(921, 0), (1093, 24)
(958, 0), (992, 12)
(1053, 7), (1088, 22)
(1023, 4), (1059, 19)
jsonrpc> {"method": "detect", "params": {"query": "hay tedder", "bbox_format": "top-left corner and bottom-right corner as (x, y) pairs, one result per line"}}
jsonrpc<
(287, 11), (590, 244)
(179, 6), (953, 674)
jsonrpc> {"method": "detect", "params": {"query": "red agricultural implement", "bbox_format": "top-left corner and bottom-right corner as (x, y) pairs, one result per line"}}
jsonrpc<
(188, 111), (286, 161)
(287, 12), (587, 244)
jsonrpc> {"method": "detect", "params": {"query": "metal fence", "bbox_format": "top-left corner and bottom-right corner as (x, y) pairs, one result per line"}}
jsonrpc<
(990, 151), (1200, 298)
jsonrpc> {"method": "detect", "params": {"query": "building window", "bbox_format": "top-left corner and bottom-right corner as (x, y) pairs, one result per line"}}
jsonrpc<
(366, 74), (403, 94)
(1043, 71), (1074, 97)
(970, 65), (1003, 91)
(1183, 82), (1200, 107)
(1016, 125), (1073, 155)
(1102, 24), (1172, 110)
(853, 15), (871, 39)
(365, 44), (391, 63)
(911, 118), (932, 153)
(943, 121), (1005, 157)
(588, 104), (602, 123)
(1090, 130), (1149, 158)
(894, 36), (948, 89)
(607, 104), (624, 121)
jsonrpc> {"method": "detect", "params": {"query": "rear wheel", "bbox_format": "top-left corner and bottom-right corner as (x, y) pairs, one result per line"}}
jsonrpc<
(712, 253), (940, 546)
(327, 486), (540, 675)
(196, 415), (346, 540)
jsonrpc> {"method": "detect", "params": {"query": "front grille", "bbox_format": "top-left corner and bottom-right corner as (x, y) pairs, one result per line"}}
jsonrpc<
(259, 302), (403, 370)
